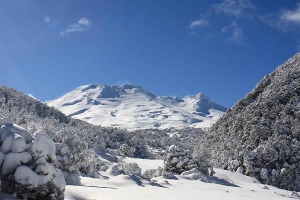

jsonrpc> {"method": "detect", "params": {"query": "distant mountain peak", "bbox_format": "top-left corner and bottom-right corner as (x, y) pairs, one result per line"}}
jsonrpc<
(119, 84), (156, 98)
(48, 84), (227, 130)
(184, 92), (227, 114)
(190, 92), (210, 100)
(98, 85), (120, 99)
(79, 83), (156, 99)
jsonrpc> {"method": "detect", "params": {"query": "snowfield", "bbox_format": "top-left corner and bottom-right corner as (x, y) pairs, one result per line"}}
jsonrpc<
(65, 158), (297, 200)
(48, 84), (227, 130)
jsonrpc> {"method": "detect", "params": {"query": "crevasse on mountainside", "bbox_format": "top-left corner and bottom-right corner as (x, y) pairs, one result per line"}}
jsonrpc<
(47, 84), (227, 130)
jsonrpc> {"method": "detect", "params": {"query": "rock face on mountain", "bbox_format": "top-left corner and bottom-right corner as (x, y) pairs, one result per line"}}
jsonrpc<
(196, 53), (300, 191)
(48, 84), (226, 130)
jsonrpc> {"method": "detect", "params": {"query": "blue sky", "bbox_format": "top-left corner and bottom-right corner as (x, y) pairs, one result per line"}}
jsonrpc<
(0, 0), (299, 107)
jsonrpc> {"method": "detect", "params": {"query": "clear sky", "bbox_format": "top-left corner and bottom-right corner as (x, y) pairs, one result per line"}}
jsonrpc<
(0, 0), (299, 107)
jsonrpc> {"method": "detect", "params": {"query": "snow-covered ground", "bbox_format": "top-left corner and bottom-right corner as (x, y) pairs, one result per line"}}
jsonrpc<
(65, 158), (297, 200)
(47, 84), (226, 130)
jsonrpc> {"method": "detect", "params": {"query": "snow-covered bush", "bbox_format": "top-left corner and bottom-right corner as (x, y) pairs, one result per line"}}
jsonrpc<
(156, 166), (163, 177)
(118, 160), (142, 176)
(56, 130), (103, 178)
(55, 143), (81, 185)
(142, 169), (157, 181)
(242, 135), (300, 191)
(163, 145), (208, 175)
(162, 171), (178, 179)
(142, 166), (164, 181)
(119, 144), (135, 157)
(133, 128), (206, 159)
(0, 118), (66, 200)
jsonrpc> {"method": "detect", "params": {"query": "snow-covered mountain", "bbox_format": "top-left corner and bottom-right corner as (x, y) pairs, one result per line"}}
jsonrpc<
(198, 53), (300, 191)
(47, 84), (227, 130)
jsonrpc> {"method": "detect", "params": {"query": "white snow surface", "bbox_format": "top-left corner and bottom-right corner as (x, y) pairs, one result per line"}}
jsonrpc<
(47, 84), (227, 130)
(65, 158), (296, 200)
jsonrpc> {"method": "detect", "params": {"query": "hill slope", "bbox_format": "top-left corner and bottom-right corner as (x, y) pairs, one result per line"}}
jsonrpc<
(65, 158), (297, 200)
(196, 53), (300, 191)
(48, 84), (227, 130)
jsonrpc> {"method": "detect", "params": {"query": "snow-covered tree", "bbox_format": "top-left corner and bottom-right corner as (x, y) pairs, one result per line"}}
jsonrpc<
(163, 145), (208, 175)
(118, 160), (142, 176)
(119, 143), (135, 157)
(0, 118), (65, 199)
(55, 142), (81, 185)
(142, 167), (163, 181)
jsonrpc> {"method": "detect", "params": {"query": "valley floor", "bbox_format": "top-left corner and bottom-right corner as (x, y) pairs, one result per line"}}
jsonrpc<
(65, 158), (297, 200)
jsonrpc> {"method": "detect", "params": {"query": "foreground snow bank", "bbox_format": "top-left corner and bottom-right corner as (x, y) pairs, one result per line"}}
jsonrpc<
(65, 158), (299, 200)
(0, 118), (66, 199)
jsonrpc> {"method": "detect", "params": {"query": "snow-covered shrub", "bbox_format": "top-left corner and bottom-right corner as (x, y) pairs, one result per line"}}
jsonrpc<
(192, 143), (212, 174)
(0, 118), (66, 200)
(142, 166), (164, 181)
(126, 133), (153, 158)
(57, 130), (103, 178)
(162, 171), (177, 179)
(242, 135), (300, 190)
(118, 160), (142, 176)
(132, 128), (206, 160)
(119, 144), (135, 157)
(141, 169), (157, 181)
(228, 159), (241, 171)
(142, 169), (157, 181)
(55, 143), (80, 185)
(163, 145), (208, 175)
(156, 166), (163, 176)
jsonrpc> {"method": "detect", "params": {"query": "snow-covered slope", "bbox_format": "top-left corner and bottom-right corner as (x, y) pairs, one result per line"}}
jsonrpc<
(198, 53), (300, 191)
(47, 84), (227, 130)
(65, 158), (297, 200)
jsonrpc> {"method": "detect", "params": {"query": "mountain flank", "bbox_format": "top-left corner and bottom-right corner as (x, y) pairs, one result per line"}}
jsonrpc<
(196, 53), (300, 191)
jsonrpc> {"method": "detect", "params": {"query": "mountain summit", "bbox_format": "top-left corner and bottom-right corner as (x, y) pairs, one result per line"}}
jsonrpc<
(184, 92), (227, 115)
(47, 84), (226, 130)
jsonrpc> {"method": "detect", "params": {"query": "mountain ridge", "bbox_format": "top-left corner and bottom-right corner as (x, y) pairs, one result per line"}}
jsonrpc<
(47, 84), (227, 130)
